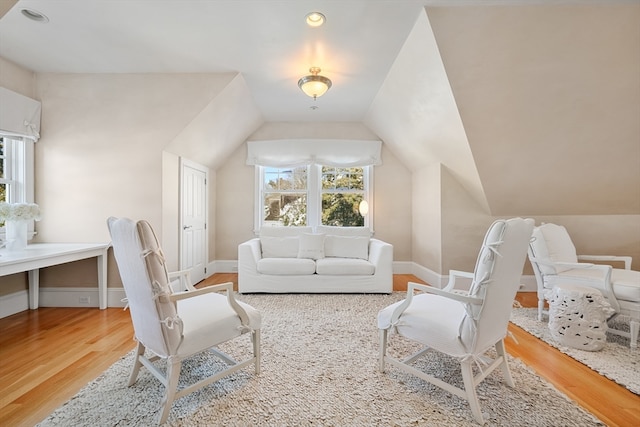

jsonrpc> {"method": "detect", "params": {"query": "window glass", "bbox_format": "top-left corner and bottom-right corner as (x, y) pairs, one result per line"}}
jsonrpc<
(0, 138), (6, 202)
(258, 164), (371, 230)
(321, 167), (364, 226)
(262, 166), (308, 227)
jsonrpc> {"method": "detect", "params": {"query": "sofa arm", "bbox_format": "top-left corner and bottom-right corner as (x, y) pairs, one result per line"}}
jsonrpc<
(369, 238), (393, 273)
(238, 238), (262, 269)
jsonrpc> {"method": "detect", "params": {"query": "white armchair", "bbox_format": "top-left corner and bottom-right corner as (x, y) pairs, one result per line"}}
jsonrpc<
(378, 218), (534, 424)
(528, 222), (640, 348)
(107, 217), (261, 424)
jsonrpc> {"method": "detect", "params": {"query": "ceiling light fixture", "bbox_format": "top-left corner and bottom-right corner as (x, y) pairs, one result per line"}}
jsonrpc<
(298, 67), (332, 100)
(305, 12), (325, 27)
(20, 8), (49, 23)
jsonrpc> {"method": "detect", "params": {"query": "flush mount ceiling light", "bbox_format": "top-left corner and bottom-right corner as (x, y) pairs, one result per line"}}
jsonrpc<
(298, 67), (332, 100)
(305, 12), (325, 27)
(21, 8), (49, 23)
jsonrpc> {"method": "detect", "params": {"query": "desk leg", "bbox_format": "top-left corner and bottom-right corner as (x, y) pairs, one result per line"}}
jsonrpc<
(98, 250), (107, 309)
(28, 269), (39, 309)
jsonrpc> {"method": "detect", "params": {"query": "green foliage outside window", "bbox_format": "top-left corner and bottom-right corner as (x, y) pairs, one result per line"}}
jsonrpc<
(262, 165), (367, 228)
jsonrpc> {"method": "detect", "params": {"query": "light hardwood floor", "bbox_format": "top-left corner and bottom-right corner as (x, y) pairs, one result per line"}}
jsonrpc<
(0, 274), (638, 427)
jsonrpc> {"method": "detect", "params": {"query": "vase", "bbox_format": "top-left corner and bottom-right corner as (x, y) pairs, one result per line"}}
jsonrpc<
(5, 220), (29, 251)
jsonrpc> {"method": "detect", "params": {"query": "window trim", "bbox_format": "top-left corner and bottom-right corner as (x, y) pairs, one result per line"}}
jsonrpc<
(254, 164), (373, 233)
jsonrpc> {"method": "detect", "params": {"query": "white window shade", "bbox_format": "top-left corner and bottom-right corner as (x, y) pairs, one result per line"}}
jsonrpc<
(0, 87), (41, 142)
(247, 139), (382, 167)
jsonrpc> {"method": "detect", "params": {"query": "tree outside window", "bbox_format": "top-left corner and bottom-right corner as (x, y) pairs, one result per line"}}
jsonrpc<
(321, 166), (364, 227)
(258, 165), (370, 229)
(263, 166), (308, 227)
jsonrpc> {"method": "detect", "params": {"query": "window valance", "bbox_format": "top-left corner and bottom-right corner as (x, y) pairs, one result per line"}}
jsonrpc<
(246, 139), (382, 167)
(0, 87), (41, 142)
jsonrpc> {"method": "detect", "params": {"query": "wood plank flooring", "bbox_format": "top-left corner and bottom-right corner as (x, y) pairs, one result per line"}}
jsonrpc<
(0, 274), (637, 427)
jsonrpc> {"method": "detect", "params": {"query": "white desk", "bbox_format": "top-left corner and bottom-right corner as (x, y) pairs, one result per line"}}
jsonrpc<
(0, 243), (110, 309)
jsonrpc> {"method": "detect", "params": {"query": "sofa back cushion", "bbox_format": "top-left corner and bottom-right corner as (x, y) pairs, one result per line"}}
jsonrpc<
(259, 226), (312, 258)
(261, 236), (299, 258)
(530, 223), (578, 274)
(316, 226), (370, 259)
(324, 235), (369, 260)
(316, 225), (370, 237)
(260, 226), (312, 237)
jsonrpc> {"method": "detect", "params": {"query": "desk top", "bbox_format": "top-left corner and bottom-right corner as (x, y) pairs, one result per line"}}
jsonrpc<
(0, 242), (110, 273)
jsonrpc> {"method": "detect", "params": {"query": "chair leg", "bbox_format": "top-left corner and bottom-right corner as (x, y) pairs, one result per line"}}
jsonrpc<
(538, 297), (545, 321)
(461, 360), (484, 425)
(630, 320), (639, 349)
(158, 357), (181, 425)
(379, 329), (388, 372)
(128, 341), (145, 386)
(253, 329), (261, 374)
(495, 340), (515, 388)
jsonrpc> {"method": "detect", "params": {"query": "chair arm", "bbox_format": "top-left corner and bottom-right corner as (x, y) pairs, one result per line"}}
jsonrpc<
(410, 281), (483, 305)
(443, 270), (474, 292)
(169, 282), (252, 328)
(168, 269), (196, 291)
(529, 257), (597, 270)
(578, 255), (632, 270)
(388, 281), (483, 327)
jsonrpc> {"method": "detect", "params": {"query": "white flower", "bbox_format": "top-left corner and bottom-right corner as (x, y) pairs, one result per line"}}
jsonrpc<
(0, 202), (41, 221)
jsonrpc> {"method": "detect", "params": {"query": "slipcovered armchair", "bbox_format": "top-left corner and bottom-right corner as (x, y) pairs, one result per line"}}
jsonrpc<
(378, 218), (534, 424)
(107, 217), (261, 424)
(528, 222), (640, 348)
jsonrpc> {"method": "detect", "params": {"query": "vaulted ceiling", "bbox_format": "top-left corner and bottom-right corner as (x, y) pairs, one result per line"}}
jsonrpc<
(1, 0), (638, 216)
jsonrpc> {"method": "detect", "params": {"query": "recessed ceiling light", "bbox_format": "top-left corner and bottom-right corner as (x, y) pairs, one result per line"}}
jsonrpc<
(305, 12), (325, 27)
(21, 8), (49, 23)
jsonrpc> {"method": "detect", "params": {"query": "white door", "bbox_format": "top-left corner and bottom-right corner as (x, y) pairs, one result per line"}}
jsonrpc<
(180, 158), (208, 284)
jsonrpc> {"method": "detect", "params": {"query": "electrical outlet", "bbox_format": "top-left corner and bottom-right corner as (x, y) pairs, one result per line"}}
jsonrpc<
(79, 296), (90, 304)
(231, 266), (238, 271)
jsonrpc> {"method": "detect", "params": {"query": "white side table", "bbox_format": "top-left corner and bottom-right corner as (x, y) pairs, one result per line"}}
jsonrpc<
(546, 283), (615, 351)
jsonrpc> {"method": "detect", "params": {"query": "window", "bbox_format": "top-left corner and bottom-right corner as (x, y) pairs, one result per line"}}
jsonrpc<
(263, 166), (308, 227)
(321, 166), (365, 227)
(256, 164), (372, 230)
(0, 136), (35, 228)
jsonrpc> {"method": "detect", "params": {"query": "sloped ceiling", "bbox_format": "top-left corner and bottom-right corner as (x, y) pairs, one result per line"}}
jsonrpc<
(427, 3), (640, 215)
(164, 73), (264, 169)
(364, 9), (489, 213)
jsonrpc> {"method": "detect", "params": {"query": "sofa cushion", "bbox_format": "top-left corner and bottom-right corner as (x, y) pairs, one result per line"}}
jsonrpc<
(531, 224), (578, 274)
(316, 225), (370, 237)
(298, 233), (325, 260)
(260, 236), (299, 258)
(324, 235), (369, 260)
(257, 258), (316, 275)
(260, 226), (312, 237)
(316, 258), (375, 275)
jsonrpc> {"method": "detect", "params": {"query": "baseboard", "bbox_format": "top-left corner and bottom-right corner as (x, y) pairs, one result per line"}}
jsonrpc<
(38, 287), (128, 308)
(211, 260), (237, 273)
(0, 290), (29, 318)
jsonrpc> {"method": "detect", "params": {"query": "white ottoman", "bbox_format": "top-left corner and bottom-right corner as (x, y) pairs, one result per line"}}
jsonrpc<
(546, 283), (615, 351)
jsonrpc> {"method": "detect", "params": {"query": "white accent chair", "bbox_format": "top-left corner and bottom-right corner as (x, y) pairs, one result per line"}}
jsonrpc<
(527, 222), (640, 348)
(107, 217), (261, 424)
(378, 218), (534, 425)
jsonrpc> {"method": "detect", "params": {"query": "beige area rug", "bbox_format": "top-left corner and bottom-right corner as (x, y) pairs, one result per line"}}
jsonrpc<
(39, 294), (603, 426)
(510, 308), (640, 395)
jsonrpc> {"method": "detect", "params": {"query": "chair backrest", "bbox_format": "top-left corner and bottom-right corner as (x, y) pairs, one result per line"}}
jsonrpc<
(107, 217), (183, 357)
(528, 223), (578, 276)
(462, 218), (534, 352)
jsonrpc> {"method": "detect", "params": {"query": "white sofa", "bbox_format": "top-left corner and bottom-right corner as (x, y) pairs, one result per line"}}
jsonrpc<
(238, 225), (393, 293)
